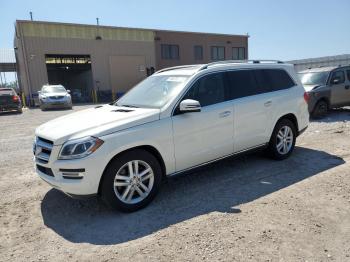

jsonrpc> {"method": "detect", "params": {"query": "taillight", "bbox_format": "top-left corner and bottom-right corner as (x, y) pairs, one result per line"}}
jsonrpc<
(13, 95), (19, 102)
(303, 92), (310, 103)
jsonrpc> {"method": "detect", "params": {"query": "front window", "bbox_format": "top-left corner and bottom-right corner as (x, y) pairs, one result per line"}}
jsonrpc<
(298, 72), (329, 86)
(115, 75), (190, 108)
(42, 85), (67, 93)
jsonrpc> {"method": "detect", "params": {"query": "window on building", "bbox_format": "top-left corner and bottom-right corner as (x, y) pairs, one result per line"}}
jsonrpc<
(232, 47), (246, 60)
(194, 45), (203, 60)
(161, 44), (179, 60)
(211, 46), (225, 61)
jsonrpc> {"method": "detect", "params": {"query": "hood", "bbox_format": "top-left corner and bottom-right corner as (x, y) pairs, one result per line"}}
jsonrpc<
(35, 104), (160, 145)
(303, 84), (323, 92)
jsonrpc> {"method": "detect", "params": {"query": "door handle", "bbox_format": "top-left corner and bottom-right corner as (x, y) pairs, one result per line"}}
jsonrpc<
(219, 111), (231, 118)
(264, 101), (272, 107)
(345, 85), (350, 90)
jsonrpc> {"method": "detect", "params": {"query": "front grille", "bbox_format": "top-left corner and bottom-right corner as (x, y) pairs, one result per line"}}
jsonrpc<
(34, 137), (53, 164)
(50, 96), (64, 100)
(37, 164), (54, 177)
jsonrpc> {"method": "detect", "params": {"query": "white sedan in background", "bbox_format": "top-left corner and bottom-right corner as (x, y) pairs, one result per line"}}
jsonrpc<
(38, 85), (72, 110)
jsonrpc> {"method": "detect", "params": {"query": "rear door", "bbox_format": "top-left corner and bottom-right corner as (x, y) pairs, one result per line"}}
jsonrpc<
(228, 68), (297, 153)
(329, 70), (348, 106)
(227, 69), (273, 152)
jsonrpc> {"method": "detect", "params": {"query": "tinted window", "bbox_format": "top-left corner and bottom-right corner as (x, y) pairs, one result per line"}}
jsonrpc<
(263, 69), (295, 91)
(194, 45), (203, 60)
(161, 44), (179, 60)
(184, 73), (226, 107)
(347, 70), (350, 81)
(330, 70), (345, 84)
(253, 70), (274, 93)
(226, 70), (258, 99)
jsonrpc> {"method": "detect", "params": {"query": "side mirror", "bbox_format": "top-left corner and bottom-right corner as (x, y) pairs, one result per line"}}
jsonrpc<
(67, 90), (71, 93)
(179, 99), (201, 113)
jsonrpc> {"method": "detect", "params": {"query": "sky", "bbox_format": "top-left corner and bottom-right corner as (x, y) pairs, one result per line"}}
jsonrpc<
(0, 0), (350, 77)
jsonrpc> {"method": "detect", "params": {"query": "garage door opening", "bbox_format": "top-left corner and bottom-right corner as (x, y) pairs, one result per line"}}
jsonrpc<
(46, 54), (93, 103)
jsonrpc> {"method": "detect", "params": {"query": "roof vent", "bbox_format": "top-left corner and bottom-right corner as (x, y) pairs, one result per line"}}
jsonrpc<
(94, 105), (103, 109)
(111, 109), (134, 113)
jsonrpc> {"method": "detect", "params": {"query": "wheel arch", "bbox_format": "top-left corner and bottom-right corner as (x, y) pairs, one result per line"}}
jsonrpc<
(315, 97), (330, 108)
(97, 145), (167, 195)
(272, 113), (299, 137)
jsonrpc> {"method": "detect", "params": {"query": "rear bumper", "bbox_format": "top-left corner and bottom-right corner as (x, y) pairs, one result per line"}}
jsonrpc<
(0, 104), (22, 112)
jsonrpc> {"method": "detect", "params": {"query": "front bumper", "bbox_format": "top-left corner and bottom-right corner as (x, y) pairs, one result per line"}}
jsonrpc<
(34, 143), (108, 197)
(40, 99), (72, 109)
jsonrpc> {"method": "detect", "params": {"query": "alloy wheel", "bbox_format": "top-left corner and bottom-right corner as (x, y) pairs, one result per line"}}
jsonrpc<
(276, 126), (293, 155)
(113, 160), (154, 204)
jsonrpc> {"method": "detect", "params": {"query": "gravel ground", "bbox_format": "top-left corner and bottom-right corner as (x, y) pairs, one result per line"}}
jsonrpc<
(0, 105), (350, 262)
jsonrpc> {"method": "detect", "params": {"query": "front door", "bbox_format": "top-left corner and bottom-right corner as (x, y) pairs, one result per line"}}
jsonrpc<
(172, 72), (234, 172)
(330, 70), (348, 106)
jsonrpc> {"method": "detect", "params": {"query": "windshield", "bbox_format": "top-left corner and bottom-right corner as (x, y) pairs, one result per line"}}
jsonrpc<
(298, 72), (329, 86)
(115, 75), (190, 108)
(0, 89), (15, 96)
(42, 85), (66, 93)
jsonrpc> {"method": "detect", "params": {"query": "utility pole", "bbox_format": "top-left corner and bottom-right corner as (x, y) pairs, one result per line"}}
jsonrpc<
(30, 11), (33, 21)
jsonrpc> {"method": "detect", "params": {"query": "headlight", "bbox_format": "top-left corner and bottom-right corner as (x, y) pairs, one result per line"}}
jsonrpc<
(58, 136), (104, 160)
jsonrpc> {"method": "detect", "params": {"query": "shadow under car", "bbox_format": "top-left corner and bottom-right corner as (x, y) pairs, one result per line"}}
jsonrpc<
(40, 146), (344, 245)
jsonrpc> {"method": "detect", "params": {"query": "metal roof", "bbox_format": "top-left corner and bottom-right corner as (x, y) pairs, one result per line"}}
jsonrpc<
(298, 66), (339, 73)
(0, 49), (16, 72)
(288, 54), (350, 65)
(0, 49), (15, 63)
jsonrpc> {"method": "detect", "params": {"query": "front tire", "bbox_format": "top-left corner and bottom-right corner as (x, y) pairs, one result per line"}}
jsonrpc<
(268, 119), (296, 160)
(101, 149), (162, 212)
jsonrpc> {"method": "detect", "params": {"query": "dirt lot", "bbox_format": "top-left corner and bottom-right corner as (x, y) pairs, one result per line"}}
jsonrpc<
(0, 105), (350, 262)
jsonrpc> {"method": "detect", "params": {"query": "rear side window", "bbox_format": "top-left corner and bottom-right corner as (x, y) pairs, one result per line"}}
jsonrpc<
(262, 69), (296, 91)
(226, 70), (259, 99)
(183, 72), (226, 107)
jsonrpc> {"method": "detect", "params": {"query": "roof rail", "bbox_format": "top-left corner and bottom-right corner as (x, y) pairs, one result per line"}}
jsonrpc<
(155, 64), (202, 74)
(199, 59), (284, 70)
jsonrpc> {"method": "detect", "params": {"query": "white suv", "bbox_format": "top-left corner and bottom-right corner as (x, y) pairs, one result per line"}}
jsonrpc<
(34, 60), (309, 212)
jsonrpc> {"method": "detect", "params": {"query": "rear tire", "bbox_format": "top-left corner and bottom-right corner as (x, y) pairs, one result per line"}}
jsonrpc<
(101, 149), (162, 212)
(312, 100), (328, 118)
(267, 119), (296, 160)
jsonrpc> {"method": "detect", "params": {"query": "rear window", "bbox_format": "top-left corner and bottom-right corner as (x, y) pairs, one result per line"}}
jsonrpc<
(0, 89), (15, 96)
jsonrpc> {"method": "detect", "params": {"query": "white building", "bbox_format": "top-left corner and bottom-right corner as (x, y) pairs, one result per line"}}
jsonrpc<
(288, 54), (350, 72)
